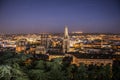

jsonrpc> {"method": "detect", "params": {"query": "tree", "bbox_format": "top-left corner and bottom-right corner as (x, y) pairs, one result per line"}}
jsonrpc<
(65, 64), (76, 80)
(104, 64), (112, 80)
(47, 58), (66, 80)
(0, 65), (11, 80)
(0, 64), (29, 80)
(112, 60), (120, 80)
(87, 64), (101, 80)
(28, 69), (47, 80)
(74, 63), (87, 80)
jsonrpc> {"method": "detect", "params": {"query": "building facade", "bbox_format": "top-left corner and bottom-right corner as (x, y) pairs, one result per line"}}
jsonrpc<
(63, 26), (70, 53)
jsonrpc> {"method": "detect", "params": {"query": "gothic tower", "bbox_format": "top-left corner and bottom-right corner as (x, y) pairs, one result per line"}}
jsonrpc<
(63, 26), (70, 53)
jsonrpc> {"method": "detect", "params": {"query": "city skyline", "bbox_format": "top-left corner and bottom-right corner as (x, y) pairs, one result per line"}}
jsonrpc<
(0, 0), (120, 33)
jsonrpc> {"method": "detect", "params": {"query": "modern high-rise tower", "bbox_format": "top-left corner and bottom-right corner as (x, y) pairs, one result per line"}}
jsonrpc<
(63, 26), (70, 53)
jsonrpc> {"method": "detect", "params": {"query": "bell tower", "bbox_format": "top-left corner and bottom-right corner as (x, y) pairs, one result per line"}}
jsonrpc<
(63, 26), (70, 53)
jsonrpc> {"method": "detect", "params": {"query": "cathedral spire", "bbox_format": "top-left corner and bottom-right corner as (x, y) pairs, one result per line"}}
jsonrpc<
(64, 26), (69, 39)
(63, 26), (70, 53)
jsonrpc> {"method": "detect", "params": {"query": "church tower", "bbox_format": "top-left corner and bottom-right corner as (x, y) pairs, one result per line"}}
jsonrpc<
(63, 26), (70, 53)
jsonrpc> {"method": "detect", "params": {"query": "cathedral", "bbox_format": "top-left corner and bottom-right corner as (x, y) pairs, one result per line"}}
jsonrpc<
(63, 26), (70, 53)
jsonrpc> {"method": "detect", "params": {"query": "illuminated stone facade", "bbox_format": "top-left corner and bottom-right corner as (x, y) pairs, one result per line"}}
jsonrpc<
(16, 39), (27, 53)
(72, 56), (113, 66)
(63, 26), (70, 53)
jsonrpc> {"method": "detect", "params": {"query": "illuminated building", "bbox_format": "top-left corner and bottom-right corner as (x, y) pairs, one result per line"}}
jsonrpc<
(35, 46), (46, 54)
(40, 34), (50, 49)
(2, 40), (16, 48)
(16, 39), (28, 53)
(66, 53), (113, 66)
(63, 26), (70, 53)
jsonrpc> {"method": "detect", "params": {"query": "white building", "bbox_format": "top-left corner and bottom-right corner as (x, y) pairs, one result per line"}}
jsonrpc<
(63, 26), (70, 53)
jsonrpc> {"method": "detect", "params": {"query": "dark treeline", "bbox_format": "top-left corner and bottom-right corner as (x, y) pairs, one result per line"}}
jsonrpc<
(0, 52), (120, 80)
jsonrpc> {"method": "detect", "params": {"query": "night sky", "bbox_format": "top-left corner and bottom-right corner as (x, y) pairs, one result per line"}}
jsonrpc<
(0, 0), (120, 33)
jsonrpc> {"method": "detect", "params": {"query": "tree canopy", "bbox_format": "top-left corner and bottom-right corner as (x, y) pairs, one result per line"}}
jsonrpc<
(0, 52), (119, 80)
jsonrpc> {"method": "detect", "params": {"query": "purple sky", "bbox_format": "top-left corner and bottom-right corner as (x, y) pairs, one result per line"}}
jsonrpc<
(0, 0), (120, 33)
